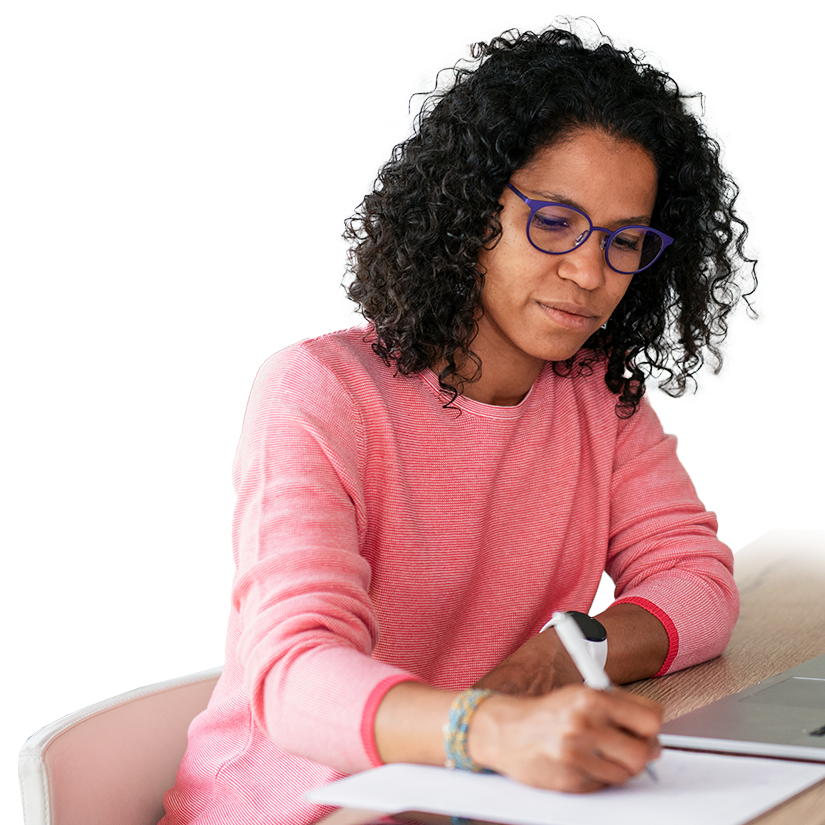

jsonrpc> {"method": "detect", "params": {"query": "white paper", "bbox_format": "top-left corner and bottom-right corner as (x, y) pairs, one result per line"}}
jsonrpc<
(306, 750), (825, 825)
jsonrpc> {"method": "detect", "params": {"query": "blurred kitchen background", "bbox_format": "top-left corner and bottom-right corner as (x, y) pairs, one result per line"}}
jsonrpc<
(18, 12), (825, 738)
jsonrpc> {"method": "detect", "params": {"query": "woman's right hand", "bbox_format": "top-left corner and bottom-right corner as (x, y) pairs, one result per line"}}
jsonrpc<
(468, 685), (662, 792)
(375, 681), (661, 793)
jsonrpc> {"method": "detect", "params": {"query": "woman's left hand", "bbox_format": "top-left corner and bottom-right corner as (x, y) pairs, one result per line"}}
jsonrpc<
(474, 603), (670, 696)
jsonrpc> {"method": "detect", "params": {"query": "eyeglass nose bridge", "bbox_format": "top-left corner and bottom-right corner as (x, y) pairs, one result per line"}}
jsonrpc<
(573, 229), (590, 249)
(572, 227), (611, 252)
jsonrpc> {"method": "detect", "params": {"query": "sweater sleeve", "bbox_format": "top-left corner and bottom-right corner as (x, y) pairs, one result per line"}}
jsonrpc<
(231, 346), (419, 774)
(606, 397), (739, 675)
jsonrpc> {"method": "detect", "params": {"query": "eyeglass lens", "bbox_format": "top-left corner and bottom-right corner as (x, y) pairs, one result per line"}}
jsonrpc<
(529, 204), (665, 274)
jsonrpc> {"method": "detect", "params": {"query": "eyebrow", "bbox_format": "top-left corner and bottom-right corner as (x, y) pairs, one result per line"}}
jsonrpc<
(526, 188), (652, 227)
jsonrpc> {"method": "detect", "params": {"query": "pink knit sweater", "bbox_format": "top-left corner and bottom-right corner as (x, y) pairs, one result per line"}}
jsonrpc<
(161, 325), (738, 824)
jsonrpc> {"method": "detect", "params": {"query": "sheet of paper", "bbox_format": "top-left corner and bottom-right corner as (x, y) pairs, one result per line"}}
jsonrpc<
(306, 749), (825, 825)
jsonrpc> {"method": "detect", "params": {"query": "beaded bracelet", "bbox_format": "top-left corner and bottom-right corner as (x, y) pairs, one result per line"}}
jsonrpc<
(442, 688), (497, 772)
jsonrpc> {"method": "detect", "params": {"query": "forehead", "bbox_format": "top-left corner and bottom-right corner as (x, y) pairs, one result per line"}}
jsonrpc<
(516, 129), (658, 222)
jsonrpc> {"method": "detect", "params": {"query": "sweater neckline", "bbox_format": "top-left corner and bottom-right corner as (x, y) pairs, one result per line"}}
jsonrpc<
(419, 368), (543, 420)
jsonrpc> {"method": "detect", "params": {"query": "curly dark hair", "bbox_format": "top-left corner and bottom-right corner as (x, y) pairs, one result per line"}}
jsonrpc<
(344, 24), (757, 416)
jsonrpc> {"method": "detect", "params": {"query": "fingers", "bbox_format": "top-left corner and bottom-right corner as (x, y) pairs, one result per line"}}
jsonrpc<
(542, 689), (660, 788)
(571, 720), (657, 785)
(471, 686), (662, 793)
(599, 687), (663, 740)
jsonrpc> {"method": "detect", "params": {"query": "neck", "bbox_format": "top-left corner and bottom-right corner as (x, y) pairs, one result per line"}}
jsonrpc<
(459, 368), (541, 406)
(435, 352), (544, 407)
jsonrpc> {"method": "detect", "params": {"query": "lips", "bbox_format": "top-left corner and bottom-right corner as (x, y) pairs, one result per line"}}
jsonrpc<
(537, 301), (599, 331)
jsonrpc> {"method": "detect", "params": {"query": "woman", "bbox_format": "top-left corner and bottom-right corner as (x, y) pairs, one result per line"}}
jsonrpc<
(161, 25), (756, 824)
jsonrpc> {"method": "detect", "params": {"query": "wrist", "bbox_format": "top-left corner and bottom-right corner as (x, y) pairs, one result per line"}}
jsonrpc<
(465, 692), (522, 772)
(443, 688), (499, 771)
(374, 682), (458, 765)
(595, 602), (669, 683)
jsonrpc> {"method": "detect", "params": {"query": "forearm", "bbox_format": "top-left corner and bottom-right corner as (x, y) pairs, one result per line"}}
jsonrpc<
(595, 602), (669, 684)
(374, 681), (458, 765)
(609, 561), (738, 672)
(474, 603), (669, 696)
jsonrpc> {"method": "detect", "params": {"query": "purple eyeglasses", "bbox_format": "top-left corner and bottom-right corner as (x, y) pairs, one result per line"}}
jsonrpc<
(507, 183), (673, 275)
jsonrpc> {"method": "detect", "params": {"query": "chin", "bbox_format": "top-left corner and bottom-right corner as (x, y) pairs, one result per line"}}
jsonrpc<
(537, 341), (591, 364)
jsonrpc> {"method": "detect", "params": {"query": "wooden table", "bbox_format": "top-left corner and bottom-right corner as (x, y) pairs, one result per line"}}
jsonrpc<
(626, 530), (825, 824)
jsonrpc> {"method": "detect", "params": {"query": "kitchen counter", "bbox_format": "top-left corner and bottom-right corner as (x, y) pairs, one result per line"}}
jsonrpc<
(102, 441), (825, 481)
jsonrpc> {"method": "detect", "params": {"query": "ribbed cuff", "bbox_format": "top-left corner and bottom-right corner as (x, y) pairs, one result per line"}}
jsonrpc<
(360, 674), (426, 767)
(613, 596), (679, 676)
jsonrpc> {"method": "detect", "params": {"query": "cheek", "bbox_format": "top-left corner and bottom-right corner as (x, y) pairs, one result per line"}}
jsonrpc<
(606, 279), (634, 314)
(479, 227), (542, 291)
(478, 272), (510, 317)
(477, 244), (508, 296)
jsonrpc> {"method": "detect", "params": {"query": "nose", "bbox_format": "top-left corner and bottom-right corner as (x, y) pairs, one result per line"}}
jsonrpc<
(555, 232), (608, 291)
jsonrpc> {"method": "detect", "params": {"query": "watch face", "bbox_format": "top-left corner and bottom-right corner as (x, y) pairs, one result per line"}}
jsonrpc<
(567, 611), (607, 643)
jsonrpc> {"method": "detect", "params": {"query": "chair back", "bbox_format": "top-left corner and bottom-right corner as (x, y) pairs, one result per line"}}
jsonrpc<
(19, 666), (222, 825)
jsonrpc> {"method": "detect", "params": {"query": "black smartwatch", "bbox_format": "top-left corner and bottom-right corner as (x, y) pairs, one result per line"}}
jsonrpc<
(541, 610), (608, 668)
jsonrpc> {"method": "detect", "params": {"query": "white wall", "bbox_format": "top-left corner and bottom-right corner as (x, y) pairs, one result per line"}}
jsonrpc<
(100, 471), (234, 696)
(32, 13), (302, 719)
(695, 478), (825, 551)
(592, 478), (825, 614)
(39, 13), (302, 440)
(753, 12), (825, 289)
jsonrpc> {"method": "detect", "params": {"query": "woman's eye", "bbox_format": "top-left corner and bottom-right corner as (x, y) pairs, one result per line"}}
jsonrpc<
(613, 232), (642, 250)
(532, 213), (570, 232)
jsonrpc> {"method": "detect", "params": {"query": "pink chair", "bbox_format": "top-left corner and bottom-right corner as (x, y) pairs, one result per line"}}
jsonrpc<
(18, 667), (222, 825)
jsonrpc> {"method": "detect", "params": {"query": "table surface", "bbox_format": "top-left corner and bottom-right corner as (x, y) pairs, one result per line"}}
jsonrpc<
(320, 530), (825, 825)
